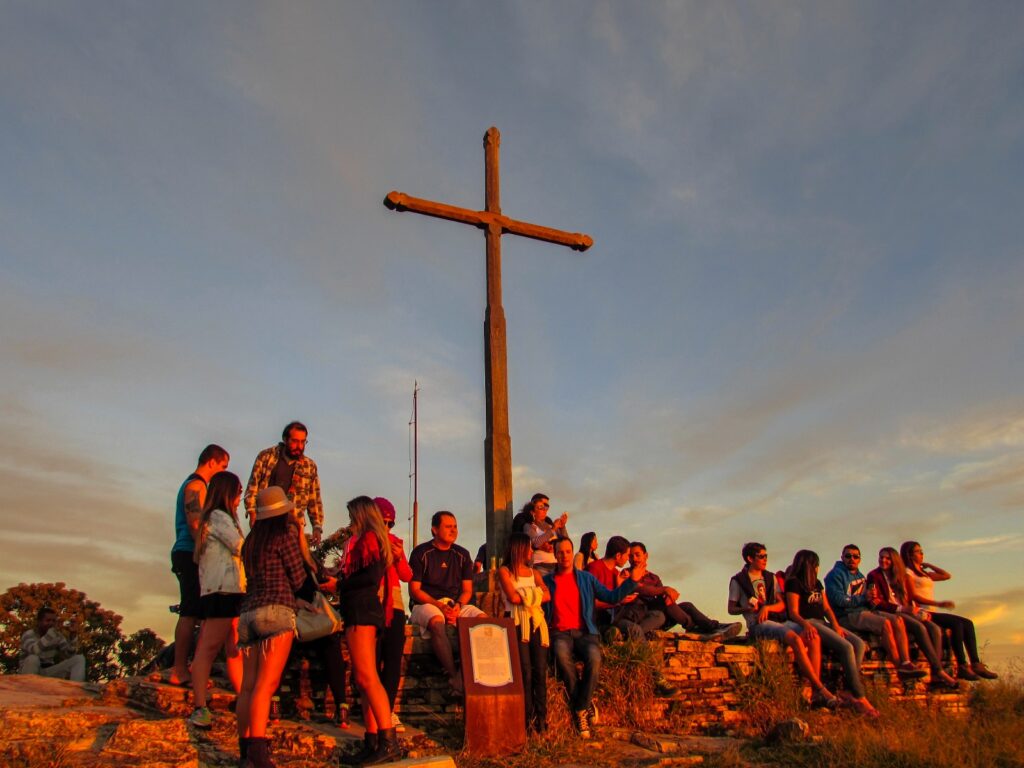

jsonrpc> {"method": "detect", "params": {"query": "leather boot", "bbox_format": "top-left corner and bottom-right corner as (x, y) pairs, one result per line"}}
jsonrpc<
(246, 737), (276, 768)
(237, 737), (251, 768)
(362, 727), (402, 765)
(342, 731), (377, 765)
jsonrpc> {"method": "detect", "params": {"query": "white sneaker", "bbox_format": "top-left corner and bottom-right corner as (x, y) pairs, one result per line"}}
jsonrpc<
(392, 714), (406, 733)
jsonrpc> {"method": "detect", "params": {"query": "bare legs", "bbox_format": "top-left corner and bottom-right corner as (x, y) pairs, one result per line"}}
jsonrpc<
(172, 616), (197, 684)
(426, 618), (463, 694)
(783, 630), (834, 698)
(346, 625), (392, 734)
(191, 617), (242, 708)
(237, 632), (293, 739)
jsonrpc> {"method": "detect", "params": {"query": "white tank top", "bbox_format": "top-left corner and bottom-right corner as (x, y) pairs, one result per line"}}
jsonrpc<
(906, 568), (935, 602)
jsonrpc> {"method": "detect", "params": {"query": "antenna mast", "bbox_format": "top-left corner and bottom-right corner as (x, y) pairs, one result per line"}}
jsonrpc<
(412, 381), (419, 547)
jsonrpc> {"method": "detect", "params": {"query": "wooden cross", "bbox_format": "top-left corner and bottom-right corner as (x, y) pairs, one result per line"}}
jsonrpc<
(384, 126), (593, 564)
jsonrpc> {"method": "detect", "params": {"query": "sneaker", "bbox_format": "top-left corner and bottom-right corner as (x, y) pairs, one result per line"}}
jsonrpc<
(188, 706), (212, 729)
(602, 626), (623, 644)
(573, 709), (591, 739)
(586, 701), (600, 727)
(957, 665), (980, 682)
(896, 662), (927, 680)
(701, 622), (743, 642)
(654, 675), (678, 697)
(392, 714), (406, 733)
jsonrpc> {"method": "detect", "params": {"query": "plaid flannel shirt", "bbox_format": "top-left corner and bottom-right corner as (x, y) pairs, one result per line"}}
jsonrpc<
(244, 444), (324, 530)
(241, 531), (307, 612)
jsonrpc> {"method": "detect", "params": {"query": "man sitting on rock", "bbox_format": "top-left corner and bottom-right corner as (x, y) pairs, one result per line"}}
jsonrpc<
(628, 541), (742, 642)
(19, 606), (86, 682)
(545, 537), (647, 739)
(408, 510), (486, 695)
(586, 535), (635, 640)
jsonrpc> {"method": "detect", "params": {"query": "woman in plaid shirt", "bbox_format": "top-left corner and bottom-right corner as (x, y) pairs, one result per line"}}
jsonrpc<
(235, 486), (307, 768)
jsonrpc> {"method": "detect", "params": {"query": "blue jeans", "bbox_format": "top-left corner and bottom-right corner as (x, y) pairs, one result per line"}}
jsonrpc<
(551, 630), (601, 713)
(808, 619), (866, 699)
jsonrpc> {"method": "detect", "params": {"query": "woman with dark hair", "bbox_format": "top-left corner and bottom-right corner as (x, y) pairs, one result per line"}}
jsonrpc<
(784, 550), (878, 717)
(867, 547), (959, 689)
(522, 493), (568, 576)
(189, 471), (246, 728)
(900, 541), (997, 680)
(338, 496), (400, 765)
(236, 486), (307, 768)
(574, 532), (598, 571)
(497, 532), (551, 733)
(374, 496), (413, 733)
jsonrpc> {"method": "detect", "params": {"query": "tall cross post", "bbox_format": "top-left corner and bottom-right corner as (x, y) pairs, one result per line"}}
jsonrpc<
(384, 127), (593, 564)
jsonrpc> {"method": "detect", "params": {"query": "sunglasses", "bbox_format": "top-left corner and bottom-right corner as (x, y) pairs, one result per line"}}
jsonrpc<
(842, 554), (861, 560)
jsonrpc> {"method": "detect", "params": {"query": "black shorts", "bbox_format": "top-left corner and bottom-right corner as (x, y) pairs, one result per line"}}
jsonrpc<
(200, 592), (244, 619)
(171, 549), (202, 619)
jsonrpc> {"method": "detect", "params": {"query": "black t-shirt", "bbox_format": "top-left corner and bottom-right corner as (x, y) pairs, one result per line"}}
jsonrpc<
(784, 577), (826, 621)
(409, 541), (474, 605)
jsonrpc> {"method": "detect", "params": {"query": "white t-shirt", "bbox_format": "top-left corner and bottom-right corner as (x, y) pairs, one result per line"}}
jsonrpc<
(906, 567), (935, 603)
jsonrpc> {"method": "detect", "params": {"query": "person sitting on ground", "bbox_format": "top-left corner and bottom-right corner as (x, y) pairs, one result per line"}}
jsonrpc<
(19, 606), (86, 682)
(544, 537), (647, 740)
(900, 540), (997, 681)
(574, 532), (598, 571)
(824, 543), (925, 680)
(784, 549), (879, 717)
(408, 511), (486, 695)
(727, 542), (840, 709)
(188, 471), (246, 729)
(522, 493), (569, 576)
(867, 547), (959, 689)
(628, 542), (742, 642)
(497, 532), (551, 734)
(586, 535), (632, 637)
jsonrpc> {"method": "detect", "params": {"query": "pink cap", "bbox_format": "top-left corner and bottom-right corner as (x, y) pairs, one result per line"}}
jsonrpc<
(374, 496), (396, 522)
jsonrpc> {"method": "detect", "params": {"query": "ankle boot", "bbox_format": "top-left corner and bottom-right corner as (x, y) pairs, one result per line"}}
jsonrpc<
(362, 727), (402, 766)
(246, 737), (276, 768)
(238, 737), (251, 768)
(343, 731), (377, 765)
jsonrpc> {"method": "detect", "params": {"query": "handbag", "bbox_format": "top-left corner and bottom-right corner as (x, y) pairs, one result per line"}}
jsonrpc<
(295, 591), (343, 641)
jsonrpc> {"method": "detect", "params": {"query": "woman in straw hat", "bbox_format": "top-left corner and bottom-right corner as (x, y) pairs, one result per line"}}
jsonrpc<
(235, 486), (306, 768)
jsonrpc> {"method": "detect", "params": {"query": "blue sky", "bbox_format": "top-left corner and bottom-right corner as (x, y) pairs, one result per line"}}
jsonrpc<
(2, 1), (1022, 665)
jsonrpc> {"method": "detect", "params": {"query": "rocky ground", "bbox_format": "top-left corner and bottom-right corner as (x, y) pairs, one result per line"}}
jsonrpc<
(0, 675), (754, 768)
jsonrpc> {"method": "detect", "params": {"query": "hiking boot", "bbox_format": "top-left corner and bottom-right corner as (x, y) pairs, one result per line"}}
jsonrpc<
(586, 701), (600, 727)
(573, 709), (592, 739)
(189, 706), (213, 729)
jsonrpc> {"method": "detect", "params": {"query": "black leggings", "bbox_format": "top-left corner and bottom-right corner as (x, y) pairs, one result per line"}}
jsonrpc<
(377, 609), (407, 709)
(928, 611), (979, 665)
(303, 632), (347, 710)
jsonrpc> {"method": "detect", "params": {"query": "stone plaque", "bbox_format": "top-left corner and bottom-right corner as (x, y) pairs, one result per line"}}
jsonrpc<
(467, 622), (514, 687)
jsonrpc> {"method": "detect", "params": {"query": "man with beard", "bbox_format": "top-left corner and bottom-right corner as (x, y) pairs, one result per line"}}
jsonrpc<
(244, 421), (324, 545)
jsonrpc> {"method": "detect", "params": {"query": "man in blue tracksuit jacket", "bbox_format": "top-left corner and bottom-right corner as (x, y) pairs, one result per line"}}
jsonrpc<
(543, 537), (644, 738)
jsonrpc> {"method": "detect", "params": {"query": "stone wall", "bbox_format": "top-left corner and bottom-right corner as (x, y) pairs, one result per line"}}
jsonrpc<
(278, 625), (970, 737)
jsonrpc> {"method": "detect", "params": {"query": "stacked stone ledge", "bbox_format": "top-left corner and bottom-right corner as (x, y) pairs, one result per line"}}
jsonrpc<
(269, 626), (970, 737)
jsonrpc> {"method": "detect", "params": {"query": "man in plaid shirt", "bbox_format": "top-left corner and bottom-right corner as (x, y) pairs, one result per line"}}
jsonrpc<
(244, 421), (325, 545)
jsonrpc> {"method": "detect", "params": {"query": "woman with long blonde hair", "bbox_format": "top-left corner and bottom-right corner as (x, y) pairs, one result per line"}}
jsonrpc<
(338, 496), (399, 765)
(867, 547), (958, 689)
(188, 471), (245, 729)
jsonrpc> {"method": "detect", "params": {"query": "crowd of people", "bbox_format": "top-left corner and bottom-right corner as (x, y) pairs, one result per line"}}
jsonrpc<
(13, 420), (991, 767)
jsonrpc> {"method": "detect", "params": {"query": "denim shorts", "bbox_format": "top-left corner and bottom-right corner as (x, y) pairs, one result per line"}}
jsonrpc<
(750, 619), (800, 642)
(237, 604), (296, 647)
